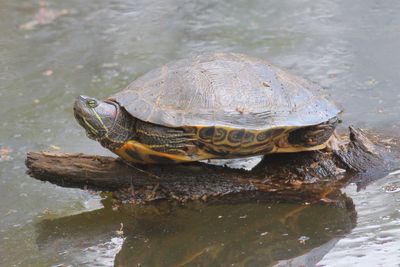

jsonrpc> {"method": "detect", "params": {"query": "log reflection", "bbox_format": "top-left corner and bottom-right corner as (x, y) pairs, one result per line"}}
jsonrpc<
(36, 193), (356, 266)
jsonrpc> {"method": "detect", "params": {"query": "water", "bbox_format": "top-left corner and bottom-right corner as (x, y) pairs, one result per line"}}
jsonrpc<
(0, 0), (399, 266)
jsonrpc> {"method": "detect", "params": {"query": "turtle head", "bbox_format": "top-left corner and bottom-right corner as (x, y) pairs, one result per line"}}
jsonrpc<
(73, 95), (118, 141)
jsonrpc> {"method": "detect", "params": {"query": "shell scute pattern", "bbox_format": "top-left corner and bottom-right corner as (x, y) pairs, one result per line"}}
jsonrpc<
(111, 53), (339, 130)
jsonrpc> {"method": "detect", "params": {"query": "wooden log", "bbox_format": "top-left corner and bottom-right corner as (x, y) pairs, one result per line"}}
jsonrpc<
(25, 127), (399, 203)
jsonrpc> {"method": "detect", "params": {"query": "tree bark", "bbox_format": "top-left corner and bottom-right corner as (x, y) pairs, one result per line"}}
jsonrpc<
(25, 127), (399, 203)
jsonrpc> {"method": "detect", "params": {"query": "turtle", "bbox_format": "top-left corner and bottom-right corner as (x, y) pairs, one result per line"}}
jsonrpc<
(73, 52), (340, 164)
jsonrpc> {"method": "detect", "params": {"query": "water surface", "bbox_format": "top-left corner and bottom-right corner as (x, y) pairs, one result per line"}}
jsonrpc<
(0, 0), (399, 266)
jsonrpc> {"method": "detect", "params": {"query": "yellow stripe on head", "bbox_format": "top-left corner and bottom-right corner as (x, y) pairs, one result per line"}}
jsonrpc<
(92, 108), (109, 134)
(83, 117), (98, 134)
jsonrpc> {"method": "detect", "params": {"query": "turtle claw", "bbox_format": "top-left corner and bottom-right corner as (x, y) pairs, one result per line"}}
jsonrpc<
(325, 132), (348, 152)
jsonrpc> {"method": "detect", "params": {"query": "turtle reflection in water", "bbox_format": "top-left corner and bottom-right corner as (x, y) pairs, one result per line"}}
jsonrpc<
(74, 53), (340, 164)
(35, 195), (356, 267)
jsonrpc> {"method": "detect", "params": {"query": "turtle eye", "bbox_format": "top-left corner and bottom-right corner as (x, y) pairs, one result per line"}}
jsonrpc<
(86, 99), (98, 108)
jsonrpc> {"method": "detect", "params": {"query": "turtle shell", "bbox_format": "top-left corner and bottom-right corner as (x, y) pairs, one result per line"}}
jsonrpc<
(110, 53), (339, 130)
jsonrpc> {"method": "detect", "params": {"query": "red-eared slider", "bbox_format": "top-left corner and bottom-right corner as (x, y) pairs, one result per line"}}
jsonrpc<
(74, 53), (340, 164)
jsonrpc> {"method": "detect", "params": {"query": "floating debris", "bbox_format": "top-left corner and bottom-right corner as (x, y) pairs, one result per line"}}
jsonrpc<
(116, 223), (124, 236)
(235, 107), (245, 114)
(42, 69), (54, 76)
(366, 78), (379, 86)
(19, 0), (69, 31)
(383, 183), (400, 193)
(0, 147), (12, 162)
(102, 62), (119, 68)
(42, 208), (50, 214)
(298, 235), (310, 244)
(5, 209), (17, 215)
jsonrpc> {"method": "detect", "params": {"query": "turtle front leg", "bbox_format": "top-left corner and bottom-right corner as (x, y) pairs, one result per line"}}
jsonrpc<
(115, 140), (197, 164)
(114, 120), (207, 163)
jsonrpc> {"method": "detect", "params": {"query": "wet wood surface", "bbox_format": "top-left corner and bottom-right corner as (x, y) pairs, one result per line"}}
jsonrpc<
(26, 127), (399, 203)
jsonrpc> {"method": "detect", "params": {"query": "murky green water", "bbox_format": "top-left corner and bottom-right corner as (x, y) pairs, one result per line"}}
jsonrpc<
(1, 0), (400, 266)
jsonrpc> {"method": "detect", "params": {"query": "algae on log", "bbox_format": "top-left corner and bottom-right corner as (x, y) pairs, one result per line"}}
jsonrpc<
(25, 127), (399, 203)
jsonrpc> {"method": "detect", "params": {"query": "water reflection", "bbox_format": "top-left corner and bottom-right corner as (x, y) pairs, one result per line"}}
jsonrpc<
(36, 194), (356, 266)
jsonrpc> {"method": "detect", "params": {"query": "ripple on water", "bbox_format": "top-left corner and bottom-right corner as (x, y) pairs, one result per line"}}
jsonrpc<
(320, 172), (400, 266)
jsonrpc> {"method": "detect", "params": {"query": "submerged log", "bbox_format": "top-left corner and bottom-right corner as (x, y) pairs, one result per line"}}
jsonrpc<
(25, 127), (399, 203)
